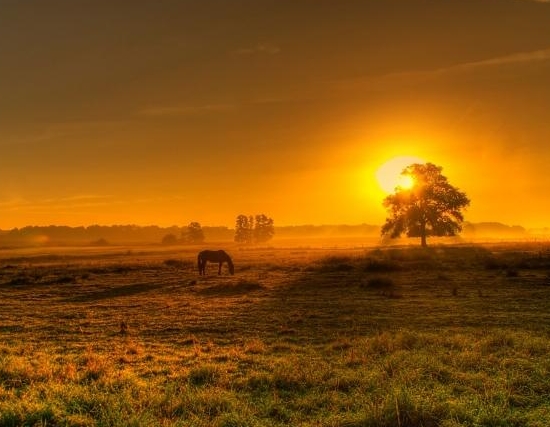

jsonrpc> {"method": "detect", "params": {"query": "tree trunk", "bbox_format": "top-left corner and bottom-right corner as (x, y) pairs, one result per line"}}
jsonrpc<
(420, 220), (427, 247)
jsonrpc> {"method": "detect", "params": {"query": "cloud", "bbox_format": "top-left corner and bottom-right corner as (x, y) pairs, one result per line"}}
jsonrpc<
(0, 198), (28, 209)
(440, 47), (550, 72)
(138, 103), (235, 117)
(336, 47), (550, 91)
(0, 195), (116, 212)
(0, 119), (133, 147)
(232, 43), (280, 56)
(0, 195), (191, 213)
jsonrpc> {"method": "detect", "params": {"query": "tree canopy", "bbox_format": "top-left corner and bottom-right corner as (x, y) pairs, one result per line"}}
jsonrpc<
(381, 163), (470, 247)
(184, 222), (205, 244)
(234, 214), (274, 244)
(254, 214), (275, 243)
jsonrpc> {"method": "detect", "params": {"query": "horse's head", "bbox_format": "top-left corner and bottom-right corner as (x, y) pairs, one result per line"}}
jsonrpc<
(226, 256), (235, 275)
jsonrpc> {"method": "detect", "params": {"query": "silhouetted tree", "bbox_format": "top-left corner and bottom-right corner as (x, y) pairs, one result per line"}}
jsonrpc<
(381, 163), (470, 247)
(184, 221), (205, 244)
(234, 215), (254, 244)
(90, 238), (110, 246)
(254, 214), (275, 243)
(161, 233), (178, 245)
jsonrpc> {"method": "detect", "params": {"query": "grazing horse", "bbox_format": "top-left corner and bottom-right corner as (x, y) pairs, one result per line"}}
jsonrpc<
(198, 250), (235, 275)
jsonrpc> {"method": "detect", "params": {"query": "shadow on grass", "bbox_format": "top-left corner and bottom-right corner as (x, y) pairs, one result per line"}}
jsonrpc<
(65, 281), (170, 302)
(181, 244), (550, 344)
(197, 280), (264, 297)
(5, 244), (550, 347)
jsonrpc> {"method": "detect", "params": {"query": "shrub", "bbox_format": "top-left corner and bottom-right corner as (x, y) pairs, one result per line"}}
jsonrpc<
(484, 256), (506, 270)
(163, 259), (187, 268)
(361, 277), (395, 289)
(89, 238), (109, 246)
(57, 275), (77, 284)
(316, 256), (355, 273)
(506, 269), (519, 277)
(8, 275), (30, 286)
(161, 234), (178, 245)
(364, 259), (401, 272)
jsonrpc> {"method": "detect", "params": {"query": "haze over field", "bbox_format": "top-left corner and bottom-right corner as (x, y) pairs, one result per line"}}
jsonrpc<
(1, 1), (550, 229)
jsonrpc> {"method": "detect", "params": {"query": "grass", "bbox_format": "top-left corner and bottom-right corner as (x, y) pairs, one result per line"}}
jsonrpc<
(0, 242), (549, 426)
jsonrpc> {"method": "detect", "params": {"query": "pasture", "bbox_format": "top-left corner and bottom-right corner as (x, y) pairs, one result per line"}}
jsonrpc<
(0, 242), (549, 426)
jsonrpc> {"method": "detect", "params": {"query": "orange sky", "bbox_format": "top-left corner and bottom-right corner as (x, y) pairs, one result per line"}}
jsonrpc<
(1, 1), (550, 229)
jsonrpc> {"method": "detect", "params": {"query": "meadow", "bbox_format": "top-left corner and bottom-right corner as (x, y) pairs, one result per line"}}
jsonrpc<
(0, 241), (549, 426)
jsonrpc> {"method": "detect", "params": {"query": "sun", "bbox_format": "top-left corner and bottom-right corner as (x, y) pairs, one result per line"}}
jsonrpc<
(376, 155), (424, 194)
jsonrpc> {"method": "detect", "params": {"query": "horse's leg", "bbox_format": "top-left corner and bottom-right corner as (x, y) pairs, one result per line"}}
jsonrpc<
(218, 262), (222, 275)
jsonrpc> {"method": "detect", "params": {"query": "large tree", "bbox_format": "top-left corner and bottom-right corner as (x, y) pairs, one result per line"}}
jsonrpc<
(254, 214), (275, 243)
(381, 163), (470, 247)
(234, 214), (275, 244)
(234, 215), (254, 244)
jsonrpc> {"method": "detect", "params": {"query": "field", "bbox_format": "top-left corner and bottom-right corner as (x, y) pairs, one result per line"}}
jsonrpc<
(0, 242), (549, 426)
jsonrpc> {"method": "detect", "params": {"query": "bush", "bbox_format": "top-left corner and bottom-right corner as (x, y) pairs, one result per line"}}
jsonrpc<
(161, 234), (178, 245)
(506, 269), (519, 277)
(163, 259), (187, 268)
(8, 275), (30, 286)
(361, 277), (394, 289)
(89, 238), (109, 246)
(364, 259), (401, 272)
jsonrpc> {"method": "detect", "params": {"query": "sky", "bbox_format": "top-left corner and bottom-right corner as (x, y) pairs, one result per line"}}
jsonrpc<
(1, 0), (550, 229)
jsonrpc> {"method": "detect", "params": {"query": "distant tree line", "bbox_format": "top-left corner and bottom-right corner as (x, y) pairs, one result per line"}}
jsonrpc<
(0, 224), (232, 246)
(161, 222), (206, 245)
(162, 214), (275, 246)
(0, 219), (530, 247)
(0, 216), (275, 247)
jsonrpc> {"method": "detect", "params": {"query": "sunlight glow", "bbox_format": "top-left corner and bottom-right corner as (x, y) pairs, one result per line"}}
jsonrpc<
(398, 173), (415, 190)
(375, 155), (424, 194)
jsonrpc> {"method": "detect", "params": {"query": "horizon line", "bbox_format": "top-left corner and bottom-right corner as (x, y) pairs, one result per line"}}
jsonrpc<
(0, 221), (543, 231)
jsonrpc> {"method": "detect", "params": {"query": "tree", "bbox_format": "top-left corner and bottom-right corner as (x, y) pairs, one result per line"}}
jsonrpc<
(234, 214), (275, 244)
(254, 214), (275, 243)
(381, 163), (470, 247)
(161, 233), (178, 245)
(184, 222), (205, 244)
(234, 215), (254, 244)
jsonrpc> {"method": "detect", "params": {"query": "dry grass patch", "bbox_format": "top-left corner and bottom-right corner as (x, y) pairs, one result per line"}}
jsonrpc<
(0, 243), (549, 426)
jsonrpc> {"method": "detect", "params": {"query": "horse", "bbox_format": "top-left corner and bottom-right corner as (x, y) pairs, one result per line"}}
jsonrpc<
(197, 250), (235, 275)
